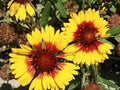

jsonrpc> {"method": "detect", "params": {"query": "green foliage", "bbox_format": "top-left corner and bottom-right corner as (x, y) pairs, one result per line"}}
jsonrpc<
(100, 38), (115, 47)
(107, 25), (120, 35)
(98, 76), (119, 89)
(37, 0), (67, 27)
(55, 0), (67, 18)
(67, 78), (81, 90)
(115, 34), (120, 42)
(38, 1), (51, 27)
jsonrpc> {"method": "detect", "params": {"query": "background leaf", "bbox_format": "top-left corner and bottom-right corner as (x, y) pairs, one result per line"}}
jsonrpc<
(99, 83), (108, 90)
(98, 76), (118, 88)
(55, 0), (67, 18)
(39, 1), (51, 27)
(115, 34), (120, 42)
(107, 25), (120, 35)
(100, 38), (115, 47)
(67, 78), (80, 90)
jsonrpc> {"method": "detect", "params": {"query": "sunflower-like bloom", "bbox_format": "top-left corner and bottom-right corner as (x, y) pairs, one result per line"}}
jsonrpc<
(9, 25), (79, 90)
(7, 0), (35, 21)
(62, 9), (113, 66)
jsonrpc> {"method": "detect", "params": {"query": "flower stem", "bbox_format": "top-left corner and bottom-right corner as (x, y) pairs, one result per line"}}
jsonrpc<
(89, 64), (99, 84)
(80, 65), (86, 88)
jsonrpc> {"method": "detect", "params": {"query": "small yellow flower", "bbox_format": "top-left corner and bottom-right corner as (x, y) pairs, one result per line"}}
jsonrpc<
(9, 25), (79, 90)
(8, 0), (35, 21)
(62, 9), (113, 66)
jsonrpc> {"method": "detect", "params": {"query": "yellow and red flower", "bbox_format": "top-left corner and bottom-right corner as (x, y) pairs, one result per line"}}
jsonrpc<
(62, 9), (113, 65)
(9, 25), (79, 90)
(8, 0), (35, 21)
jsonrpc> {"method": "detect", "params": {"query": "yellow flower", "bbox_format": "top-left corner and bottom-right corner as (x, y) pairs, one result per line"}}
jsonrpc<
(8, 0), (35, 21)
(62, 9), (113, 66)
(9, 25), (79, 90)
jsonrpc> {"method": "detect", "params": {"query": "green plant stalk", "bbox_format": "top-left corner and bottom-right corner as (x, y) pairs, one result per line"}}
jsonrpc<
(80, 65), (86, 88)
(89, 64), (99, 84)
(80, 64), (91, 89)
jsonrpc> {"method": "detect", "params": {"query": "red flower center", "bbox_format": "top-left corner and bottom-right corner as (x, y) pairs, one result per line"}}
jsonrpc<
(83, 31), (95, 43)
(16, 0), (29, 4)
(32, 50), (56, 73)
(74, 21), (98, 47)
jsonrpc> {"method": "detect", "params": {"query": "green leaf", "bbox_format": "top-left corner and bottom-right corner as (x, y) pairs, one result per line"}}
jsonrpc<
(103, 15), (110, 19)
(39, 1), (51, 27)
(98, 76), (118, 88)
(107, 25), (120, 35)
(115, 34), (120, 42)
(67, 79), (80, 90)
(99, 83), (108, 90)
(15, 22), (30, 33)
(36, 4), (44, 14)
(55, 0), (67, 18)
(100, 39), (115, 47)
(110, 5), (116, 13)
(62, 0), (67, 3)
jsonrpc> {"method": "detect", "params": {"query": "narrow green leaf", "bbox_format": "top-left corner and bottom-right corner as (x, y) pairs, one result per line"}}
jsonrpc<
(99, 83), (108, 90)
(67, 79), (80, 90)
(39, 1), (51, 27)
(55, 0), (67, 18)
(98, 76), (118, 88)
(100, 39), (115, 47)
(107, 25), (120, 35)
(103, 79), (118, 88)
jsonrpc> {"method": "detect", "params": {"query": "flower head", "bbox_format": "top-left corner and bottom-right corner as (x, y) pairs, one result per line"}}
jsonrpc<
(62, 9), (113, 65)
(8, 0), (35, 21)
(9, 25), (79, 90)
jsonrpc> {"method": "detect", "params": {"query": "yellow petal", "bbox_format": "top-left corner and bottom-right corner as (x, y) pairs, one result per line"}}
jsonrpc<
(9, 53), (26, 59)
(26, 3), (35, 16)
(78, 10), (85, 23)
(17, 73), (33, 86)
(20, 44), (32, 51)
(12, 48), (31, 55)
(9, 2), (20, 16)
(41, 25), (50, 42)
(10, 62), (26, 69)
(29, 78), (43, 90)
(70, 12), (81, 24)
(15, 5), (26, 21)
(42, 73), (51, 90)
(20, 5), (26, 20)
(31, 28), (42, 46)
(27, 33), (36, 46)
(7, 0), (14, 8)
(10, 58), (26, 62)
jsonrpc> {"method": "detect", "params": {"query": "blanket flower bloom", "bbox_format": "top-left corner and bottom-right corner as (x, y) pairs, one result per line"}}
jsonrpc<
(9, 25), (79, 90)
(62, 9), (113, 66)
(7, 0), (35, 21)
